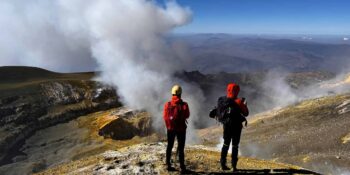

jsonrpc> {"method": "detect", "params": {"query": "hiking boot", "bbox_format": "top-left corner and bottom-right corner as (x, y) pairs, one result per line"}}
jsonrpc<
(167, 165), (176, 171)
(180, 167), (189, 174)
(221, 164), (230, 170)
(232, 160), (238, 172)
(232, 167), (238, 172)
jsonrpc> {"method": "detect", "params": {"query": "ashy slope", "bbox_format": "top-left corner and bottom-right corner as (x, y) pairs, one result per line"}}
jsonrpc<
(240, 93), (350, 174)
(199, 93), (350, 174)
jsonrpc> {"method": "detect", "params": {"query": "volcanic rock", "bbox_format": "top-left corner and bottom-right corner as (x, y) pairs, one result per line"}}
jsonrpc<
(0, 67), (121, 165)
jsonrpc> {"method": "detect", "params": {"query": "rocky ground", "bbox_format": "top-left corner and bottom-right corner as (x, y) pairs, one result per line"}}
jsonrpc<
(36, 143), (318, 175)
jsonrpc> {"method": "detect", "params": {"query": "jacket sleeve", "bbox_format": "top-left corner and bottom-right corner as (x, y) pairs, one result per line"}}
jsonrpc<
(183, 102), (190, 119)
(235, 98), (249, 117)
(163, 102), (168, 121)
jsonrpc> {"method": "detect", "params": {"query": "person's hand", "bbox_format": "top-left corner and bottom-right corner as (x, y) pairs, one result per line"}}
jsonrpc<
(242, 98), (247, 105)
(242, 118), (248, 127)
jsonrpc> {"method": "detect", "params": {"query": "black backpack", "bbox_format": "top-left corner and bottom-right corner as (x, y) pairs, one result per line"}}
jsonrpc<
(208, 96), (230, 123)
(209, 96), (247, 125)
(216, 96), (232, 123)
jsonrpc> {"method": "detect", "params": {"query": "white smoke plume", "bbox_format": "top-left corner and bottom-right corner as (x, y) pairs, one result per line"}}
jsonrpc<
(254, 69), (350, 114)
(260, 70), (299, 109)
(78, 0), (205, 142)
(0, 0), (204, 142)
(0, 1), (96, 72)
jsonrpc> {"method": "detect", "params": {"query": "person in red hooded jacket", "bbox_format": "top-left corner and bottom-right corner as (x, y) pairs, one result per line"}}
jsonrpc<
(217, 83), (249, 171)
(163, 85), (190, 173)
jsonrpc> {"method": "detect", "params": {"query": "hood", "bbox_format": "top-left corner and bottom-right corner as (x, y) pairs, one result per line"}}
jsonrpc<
(171, 95), (182, 105)
(227, 83), (240, 99)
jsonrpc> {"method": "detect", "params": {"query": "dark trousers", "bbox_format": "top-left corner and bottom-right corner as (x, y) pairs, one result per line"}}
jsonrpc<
(220, 123), (242, 168)
(166, 130), (186, 168)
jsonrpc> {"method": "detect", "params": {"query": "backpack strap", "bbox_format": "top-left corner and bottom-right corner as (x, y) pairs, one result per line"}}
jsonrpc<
(167, 101), (171, 116)
(177, 101), (183, 117)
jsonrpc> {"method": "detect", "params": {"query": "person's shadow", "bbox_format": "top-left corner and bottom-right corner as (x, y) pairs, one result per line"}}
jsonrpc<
(181, 168), (320, 174)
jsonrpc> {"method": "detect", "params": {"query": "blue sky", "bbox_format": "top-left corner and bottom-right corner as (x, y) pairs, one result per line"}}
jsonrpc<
(162, 0), (350, 35)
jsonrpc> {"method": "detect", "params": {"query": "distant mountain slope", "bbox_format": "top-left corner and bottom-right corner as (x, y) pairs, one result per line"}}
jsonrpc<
(198, 93), (350, 174)
(0, 66), (59, 83)
(0, 66), (94, 85)
(173, 34), (350, 73)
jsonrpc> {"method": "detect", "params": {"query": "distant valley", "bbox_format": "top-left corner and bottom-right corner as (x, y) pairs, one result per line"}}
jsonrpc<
(172, 34), (350, 74)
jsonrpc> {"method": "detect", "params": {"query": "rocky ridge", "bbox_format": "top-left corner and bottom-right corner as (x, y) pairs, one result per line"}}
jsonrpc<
(0, 67), (121, 165)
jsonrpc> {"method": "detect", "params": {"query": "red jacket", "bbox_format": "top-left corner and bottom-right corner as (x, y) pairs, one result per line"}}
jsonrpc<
(163, 96), (190, 132)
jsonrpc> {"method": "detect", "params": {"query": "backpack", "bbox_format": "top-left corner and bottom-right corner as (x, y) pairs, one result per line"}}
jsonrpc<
(208, 97), (227, 122)
(216, 96), (231, 123)
(164, 101), (185, 130)
(212, 96), (248, 125)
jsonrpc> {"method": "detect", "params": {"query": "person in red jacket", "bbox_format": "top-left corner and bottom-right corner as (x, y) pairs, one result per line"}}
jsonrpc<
(163, 85), (190, 173)
(218, 83), (249, 171)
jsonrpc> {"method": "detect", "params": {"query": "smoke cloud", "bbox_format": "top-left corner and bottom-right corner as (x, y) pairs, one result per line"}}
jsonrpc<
(79, 0), (206, 142)
(259, 70), (299, 110)
(0, 0), (205, 142)
(252, 69), (350, 115)
(0, 1), (96, 72)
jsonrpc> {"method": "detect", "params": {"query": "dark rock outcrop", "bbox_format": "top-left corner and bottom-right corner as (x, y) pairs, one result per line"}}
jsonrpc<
(0, 80), (121, 165)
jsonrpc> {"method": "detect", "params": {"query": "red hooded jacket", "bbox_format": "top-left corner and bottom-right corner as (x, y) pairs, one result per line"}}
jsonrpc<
(163, 96), (190, 132)
(227, 83), (249, 116)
